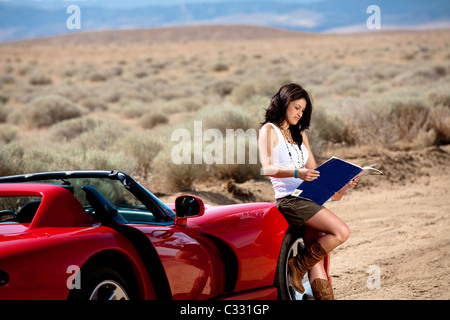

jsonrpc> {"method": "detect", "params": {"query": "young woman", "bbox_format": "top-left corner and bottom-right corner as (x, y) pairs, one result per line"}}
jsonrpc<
(258, 83), (357, 300)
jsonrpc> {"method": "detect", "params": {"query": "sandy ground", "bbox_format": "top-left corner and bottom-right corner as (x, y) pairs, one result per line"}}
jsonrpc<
(328, 145), (450, 300)
(160, 145), (450, 300)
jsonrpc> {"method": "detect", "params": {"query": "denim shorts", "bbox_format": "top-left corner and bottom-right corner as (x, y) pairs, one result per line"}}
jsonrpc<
(276, 195), (325, 227)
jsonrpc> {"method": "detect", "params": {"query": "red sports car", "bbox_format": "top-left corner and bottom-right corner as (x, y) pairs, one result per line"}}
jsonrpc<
(0, 170), (329, 300)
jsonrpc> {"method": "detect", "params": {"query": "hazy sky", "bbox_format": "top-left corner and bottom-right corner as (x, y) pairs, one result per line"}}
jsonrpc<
(1, 0), (323, 8)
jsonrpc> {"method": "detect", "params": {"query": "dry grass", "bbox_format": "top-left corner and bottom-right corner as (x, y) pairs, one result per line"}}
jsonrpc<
(0, 26), (449, 192)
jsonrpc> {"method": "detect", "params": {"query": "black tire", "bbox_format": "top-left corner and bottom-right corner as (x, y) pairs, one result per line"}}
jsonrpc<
(68, 266), (136, 300)
(274, 227), (314, 300)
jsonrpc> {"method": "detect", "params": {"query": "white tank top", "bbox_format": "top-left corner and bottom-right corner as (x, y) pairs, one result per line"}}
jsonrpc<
(264, 123), (309, 199)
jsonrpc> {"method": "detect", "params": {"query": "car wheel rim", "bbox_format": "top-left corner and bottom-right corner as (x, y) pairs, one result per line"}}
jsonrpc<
(286, 238), (314, 300)
(89, 280), (130, 300)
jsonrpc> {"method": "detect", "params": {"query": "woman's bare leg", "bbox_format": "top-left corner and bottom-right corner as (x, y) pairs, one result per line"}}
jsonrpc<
(304, 208), (350, 253)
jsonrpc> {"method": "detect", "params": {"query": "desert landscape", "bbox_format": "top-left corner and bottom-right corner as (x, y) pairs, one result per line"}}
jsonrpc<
(0, 25), (449, 299)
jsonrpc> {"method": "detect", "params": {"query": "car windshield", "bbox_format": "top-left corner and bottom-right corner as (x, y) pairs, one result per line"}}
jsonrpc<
(36, 178), (141, 207)
(0, 171), (176, 224)
(19, 177), (172, 224)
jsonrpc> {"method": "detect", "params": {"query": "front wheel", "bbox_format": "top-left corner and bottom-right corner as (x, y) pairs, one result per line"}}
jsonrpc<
(274, 228), (314, 300)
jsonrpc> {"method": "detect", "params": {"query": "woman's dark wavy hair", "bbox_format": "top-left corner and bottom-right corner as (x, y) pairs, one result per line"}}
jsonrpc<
(262, 83), (313, 146)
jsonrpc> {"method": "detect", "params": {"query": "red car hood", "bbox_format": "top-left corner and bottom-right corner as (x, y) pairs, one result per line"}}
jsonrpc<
(166, 201), (285, 243)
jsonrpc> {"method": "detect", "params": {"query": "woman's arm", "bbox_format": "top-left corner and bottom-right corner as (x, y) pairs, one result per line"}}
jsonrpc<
(301, 131), (318, 169)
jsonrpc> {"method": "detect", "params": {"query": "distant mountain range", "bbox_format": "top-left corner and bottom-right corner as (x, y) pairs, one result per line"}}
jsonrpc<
(1, 0), (449, 42)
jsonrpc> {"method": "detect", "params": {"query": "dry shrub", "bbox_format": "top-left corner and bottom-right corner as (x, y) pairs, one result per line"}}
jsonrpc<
(81, 97), (108, 112)
(28, 72), (52, 85)
(312, 108), (347, 144)
(0, 94), (9, 105)
(152, 147), (204, 192)
(88, 66), (123, 82)
(429, 105), (450, 145)
(154, 97), (203, 113)
(212, 134), (261, 183)
(51, 84), (89, 104)
(76, 121), (128, 150)
(205, 79), (237, 97)
(120, 99), (146, 118)
(393, 63), (448, 86)
(79, 149), (133, 172)
(23, 95), (83, 128)
(139, 112), (169, 129)
(197, 103), (252, 133)
(339, 95), (432, 148)
(0, 105), (8, 123)
(0, 74), (15, 86)
(231, 82), (257, 104)
(50, 117), (97, 141)
(209, 60), (229, 72)
(116, 133), (162, 179)
(0, 124), (17, 144)
(426, 86), (450, 107)
(387, 97), (431, 142)
(0, 143), (24, 176)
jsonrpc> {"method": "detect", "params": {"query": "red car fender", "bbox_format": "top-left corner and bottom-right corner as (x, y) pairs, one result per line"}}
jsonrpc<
(173, 202), (289, 293)
(0, 183), (158, 300)
(0, 226), (157, 300)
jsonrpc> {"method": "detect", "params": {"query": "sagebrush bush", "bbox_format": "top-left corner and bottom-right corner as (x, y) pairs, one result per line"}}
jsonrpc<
(205, 79), (237, 97)
(197, 103), (252, 133)
(139, 112), (169, 129)
(0, 104), (7, 123)
(426, 86), (450, 107)
(0, 143), (24, 176)
(155, 97), (203, 113)
(81, 97), (108, 112)
(28, 72), (52, 85)
(76, 120), (128, 151)
(387, 96), (431, 142)
(0, 124), (17, 144)
(334, 94), (435, 147)
(311, 108), (347, 144)
(231, 82), (257, 104)
(152, 147), (205, 192)
(115, 133), (162, 179)
(393, 63), (448, 85)
(212, 134), (261, 182)
(23, 95), (82, 128)
(120, 99), (146, 118)
(50, 117), (98, 141)
(0, 74), (16, 85)
(209, 60), (229, 72)
(429, 105), (450, 144)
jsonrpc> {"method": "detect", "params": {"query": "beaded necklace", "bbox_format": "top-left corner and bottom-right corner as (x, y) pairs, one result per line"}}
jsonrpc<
(278, 125), (305, 169)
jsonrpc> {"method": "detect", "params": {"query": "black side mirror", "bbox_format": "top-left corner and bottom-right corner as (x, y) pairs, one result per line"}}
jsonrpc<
(175, 195), (205, 226)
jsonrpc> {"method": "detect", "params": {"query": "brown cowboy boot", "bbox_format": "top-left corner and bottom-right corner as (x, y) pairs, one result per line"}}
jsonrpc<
(311, 278), (335, 300)
(288, 241), (327, 293)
